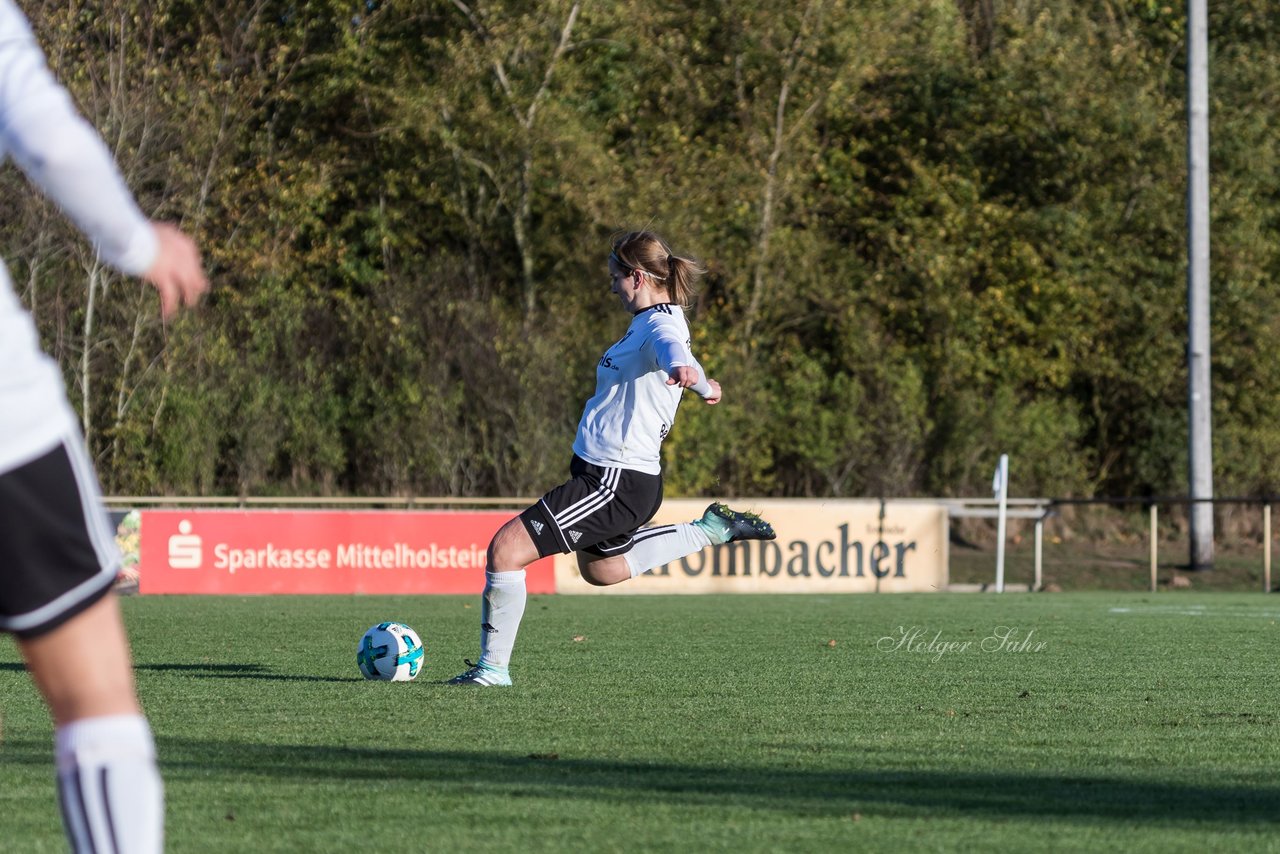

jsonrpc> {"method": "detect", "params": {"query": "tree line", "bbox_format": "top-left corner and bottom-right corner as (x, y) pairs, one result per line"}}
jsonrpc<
(6, 0), (1278, 501)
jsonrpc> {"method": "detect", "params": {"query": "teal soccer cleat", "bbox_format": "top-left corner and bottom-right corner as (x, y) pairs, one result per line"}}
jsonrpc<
(446, 659), (513, 687)
(696, 503), (777, 545)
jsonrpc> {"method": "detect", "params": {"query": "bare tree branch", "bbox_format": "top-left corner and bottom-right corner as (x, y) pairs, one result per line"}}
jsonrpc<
(745, 0), (827, 342)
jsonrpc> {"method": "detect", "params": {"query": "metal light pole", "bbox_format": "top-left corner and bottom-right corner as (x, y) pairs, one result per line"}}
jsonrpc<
(1187, 0), (1214, 569)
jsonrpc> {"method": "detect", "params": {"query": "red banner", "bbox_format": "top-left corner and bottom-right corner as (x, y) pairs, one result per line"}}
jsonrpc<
(138, 510), (553, 595)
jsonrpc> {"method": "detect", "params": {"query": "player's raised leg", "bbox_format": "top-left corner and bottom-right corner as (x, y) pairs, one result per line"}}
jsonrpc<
(621, 503), (776, 579)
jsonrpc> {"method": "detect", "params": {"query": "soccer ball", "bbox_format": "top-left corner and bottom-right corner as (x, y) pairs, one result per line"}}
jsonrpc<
(357, 622), (424, 681)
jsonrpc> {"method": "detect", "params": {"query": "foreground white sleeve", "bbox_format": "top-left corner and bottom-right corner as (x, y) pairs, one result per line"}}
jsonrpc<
(651, 323), (714, 399)
(0, 4), (157, 276)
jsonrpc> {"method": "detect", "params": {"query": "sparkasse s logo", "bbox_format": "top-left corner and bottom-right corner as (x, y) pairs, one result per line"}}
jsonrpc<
(168, 519), (203, 569)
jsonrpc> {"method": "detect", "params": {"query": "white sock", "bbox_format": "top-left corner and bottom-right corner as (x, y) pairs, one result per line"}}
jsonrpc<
(478, 569), (526, 670)
(624, 523), (712, 578)
(55, 714), (163, 854)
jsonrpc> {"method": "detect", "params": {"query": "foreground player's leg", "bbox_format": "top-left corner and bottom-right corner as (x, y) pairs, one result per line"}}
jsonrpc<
(20, 595), (163, 854)
(55, 714), (163, 854)
(623, 503), (777, 578)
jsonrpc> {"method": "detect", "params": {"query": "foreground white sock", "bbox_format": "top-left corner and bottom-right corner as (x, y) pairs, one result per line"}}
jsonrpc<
(478, 569), (527, 670)
(56, 714), (163, 854)
(624, 523), (712, 578)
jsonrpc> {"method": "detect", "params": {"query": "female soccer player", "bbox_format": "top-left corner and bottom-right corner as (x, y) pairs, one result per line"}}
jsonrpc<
(0, 3), (208, 850)
(449, 230), (775, 686)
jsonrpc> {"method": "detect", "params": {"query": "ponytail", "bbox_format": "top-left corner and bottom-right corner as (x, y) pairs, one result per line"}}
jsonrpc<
(664, 253), (703, 307)
(610, 231), (705, 308)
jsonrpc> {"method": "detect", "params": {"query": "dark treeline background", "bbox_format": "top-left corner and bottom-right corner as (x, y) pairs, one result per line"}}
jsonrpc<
(5, 0), (1277, 500)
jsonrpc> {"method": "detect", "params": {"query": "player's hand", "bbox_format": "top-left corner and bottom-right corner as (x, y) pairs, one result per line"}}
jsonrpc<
(143, 222), (208, 319)
(666, 367), (720, 404)
(665, 366), (701, 389)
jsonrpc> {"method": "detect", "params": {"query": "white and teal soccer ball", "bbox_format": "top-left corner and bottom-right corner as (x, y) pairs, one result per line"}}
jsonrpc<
(357, 622), (424, 682)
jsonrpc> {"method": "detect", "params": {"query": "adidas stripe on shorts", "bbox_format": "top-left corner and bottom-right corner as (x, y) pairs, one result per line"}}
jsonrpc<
(0, 438), (121, 638)
(520, 454), (663, 558)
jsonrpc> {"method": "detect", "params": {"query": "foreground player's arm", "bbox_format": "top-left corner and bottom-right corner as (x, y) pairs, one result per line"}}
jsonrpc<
(0, 6), (206, 316)
(652, 326), (720, 403)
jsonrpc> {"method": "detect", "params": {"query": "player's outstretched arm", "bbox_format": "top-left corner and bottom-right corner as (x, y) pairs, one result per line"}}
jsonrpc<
(0, 7), (206, 314)
(653, 325), (715, 400)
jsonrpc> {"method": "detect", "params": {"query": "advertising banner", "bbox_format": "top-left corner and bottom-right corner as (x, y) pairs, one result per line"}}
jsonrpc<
(138, 510), (555, 595)
(554, 499), (948, 594)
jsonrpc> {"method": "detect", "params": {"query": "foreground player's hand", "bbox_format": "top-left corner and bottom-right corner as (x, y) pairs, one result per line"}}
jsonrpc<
(704, 379), (722, 405)
(144, 222), (209, 319)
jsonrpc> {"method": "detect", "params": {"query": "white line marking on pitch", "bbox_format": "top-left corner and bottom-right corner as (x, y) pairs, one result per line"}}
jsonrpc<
(1109, 605), (1280, 619)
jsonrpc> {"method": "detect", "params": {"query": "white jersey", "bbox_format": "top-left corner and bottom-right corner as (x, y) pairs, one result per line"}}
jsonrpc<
(0, 0), (158, 474)
(573, 303), (713, 475)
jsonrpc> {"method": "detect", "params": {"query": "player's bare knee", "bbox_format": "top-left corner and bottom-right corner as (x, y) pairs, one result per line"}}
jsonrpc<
(487, 537), (518, 571)
(488, 518), (536, 572)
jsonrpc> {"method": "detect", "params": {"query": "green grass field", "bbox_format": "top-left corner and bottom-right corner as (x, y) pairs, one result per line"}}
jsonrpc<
(3, 592), (1278, 853)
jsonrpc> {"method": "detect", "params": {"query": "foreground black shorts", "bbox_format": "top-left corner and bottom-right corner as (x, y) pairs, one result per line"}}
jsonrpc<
(520, 455), (663, 558)
(0, 440), (120, 639)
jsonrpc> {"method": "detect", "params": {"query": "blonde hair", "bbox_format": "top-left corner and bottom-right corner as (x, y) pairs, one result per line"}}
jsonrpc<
(610, 231), (704, 308)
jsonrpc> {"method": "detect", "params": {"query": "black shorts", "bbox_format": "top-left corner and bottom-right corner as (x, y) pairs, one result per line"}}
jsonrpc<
(0, 440), (120, 639)
(520, 455), (663, 558)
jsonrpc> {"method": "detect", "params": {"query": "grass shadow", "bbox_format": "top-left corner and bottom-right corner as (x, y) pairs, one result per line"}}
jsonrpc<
(136, 663), (272, 674)
(134, 663), (358, 683)
(2, 661), (356, 682)
(0, 660), (368, 683)
(7, 738), (1271, 827)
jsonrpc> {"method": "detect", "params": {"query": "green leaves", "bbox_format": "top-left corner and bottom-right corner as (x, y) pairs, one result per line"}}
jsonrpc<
(13, 0), (1280, 500)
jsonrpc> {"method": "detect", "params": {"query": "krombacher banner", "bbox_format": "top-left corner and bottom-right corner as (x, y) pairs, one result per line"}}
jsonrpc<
(554, 499), (948, 594)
